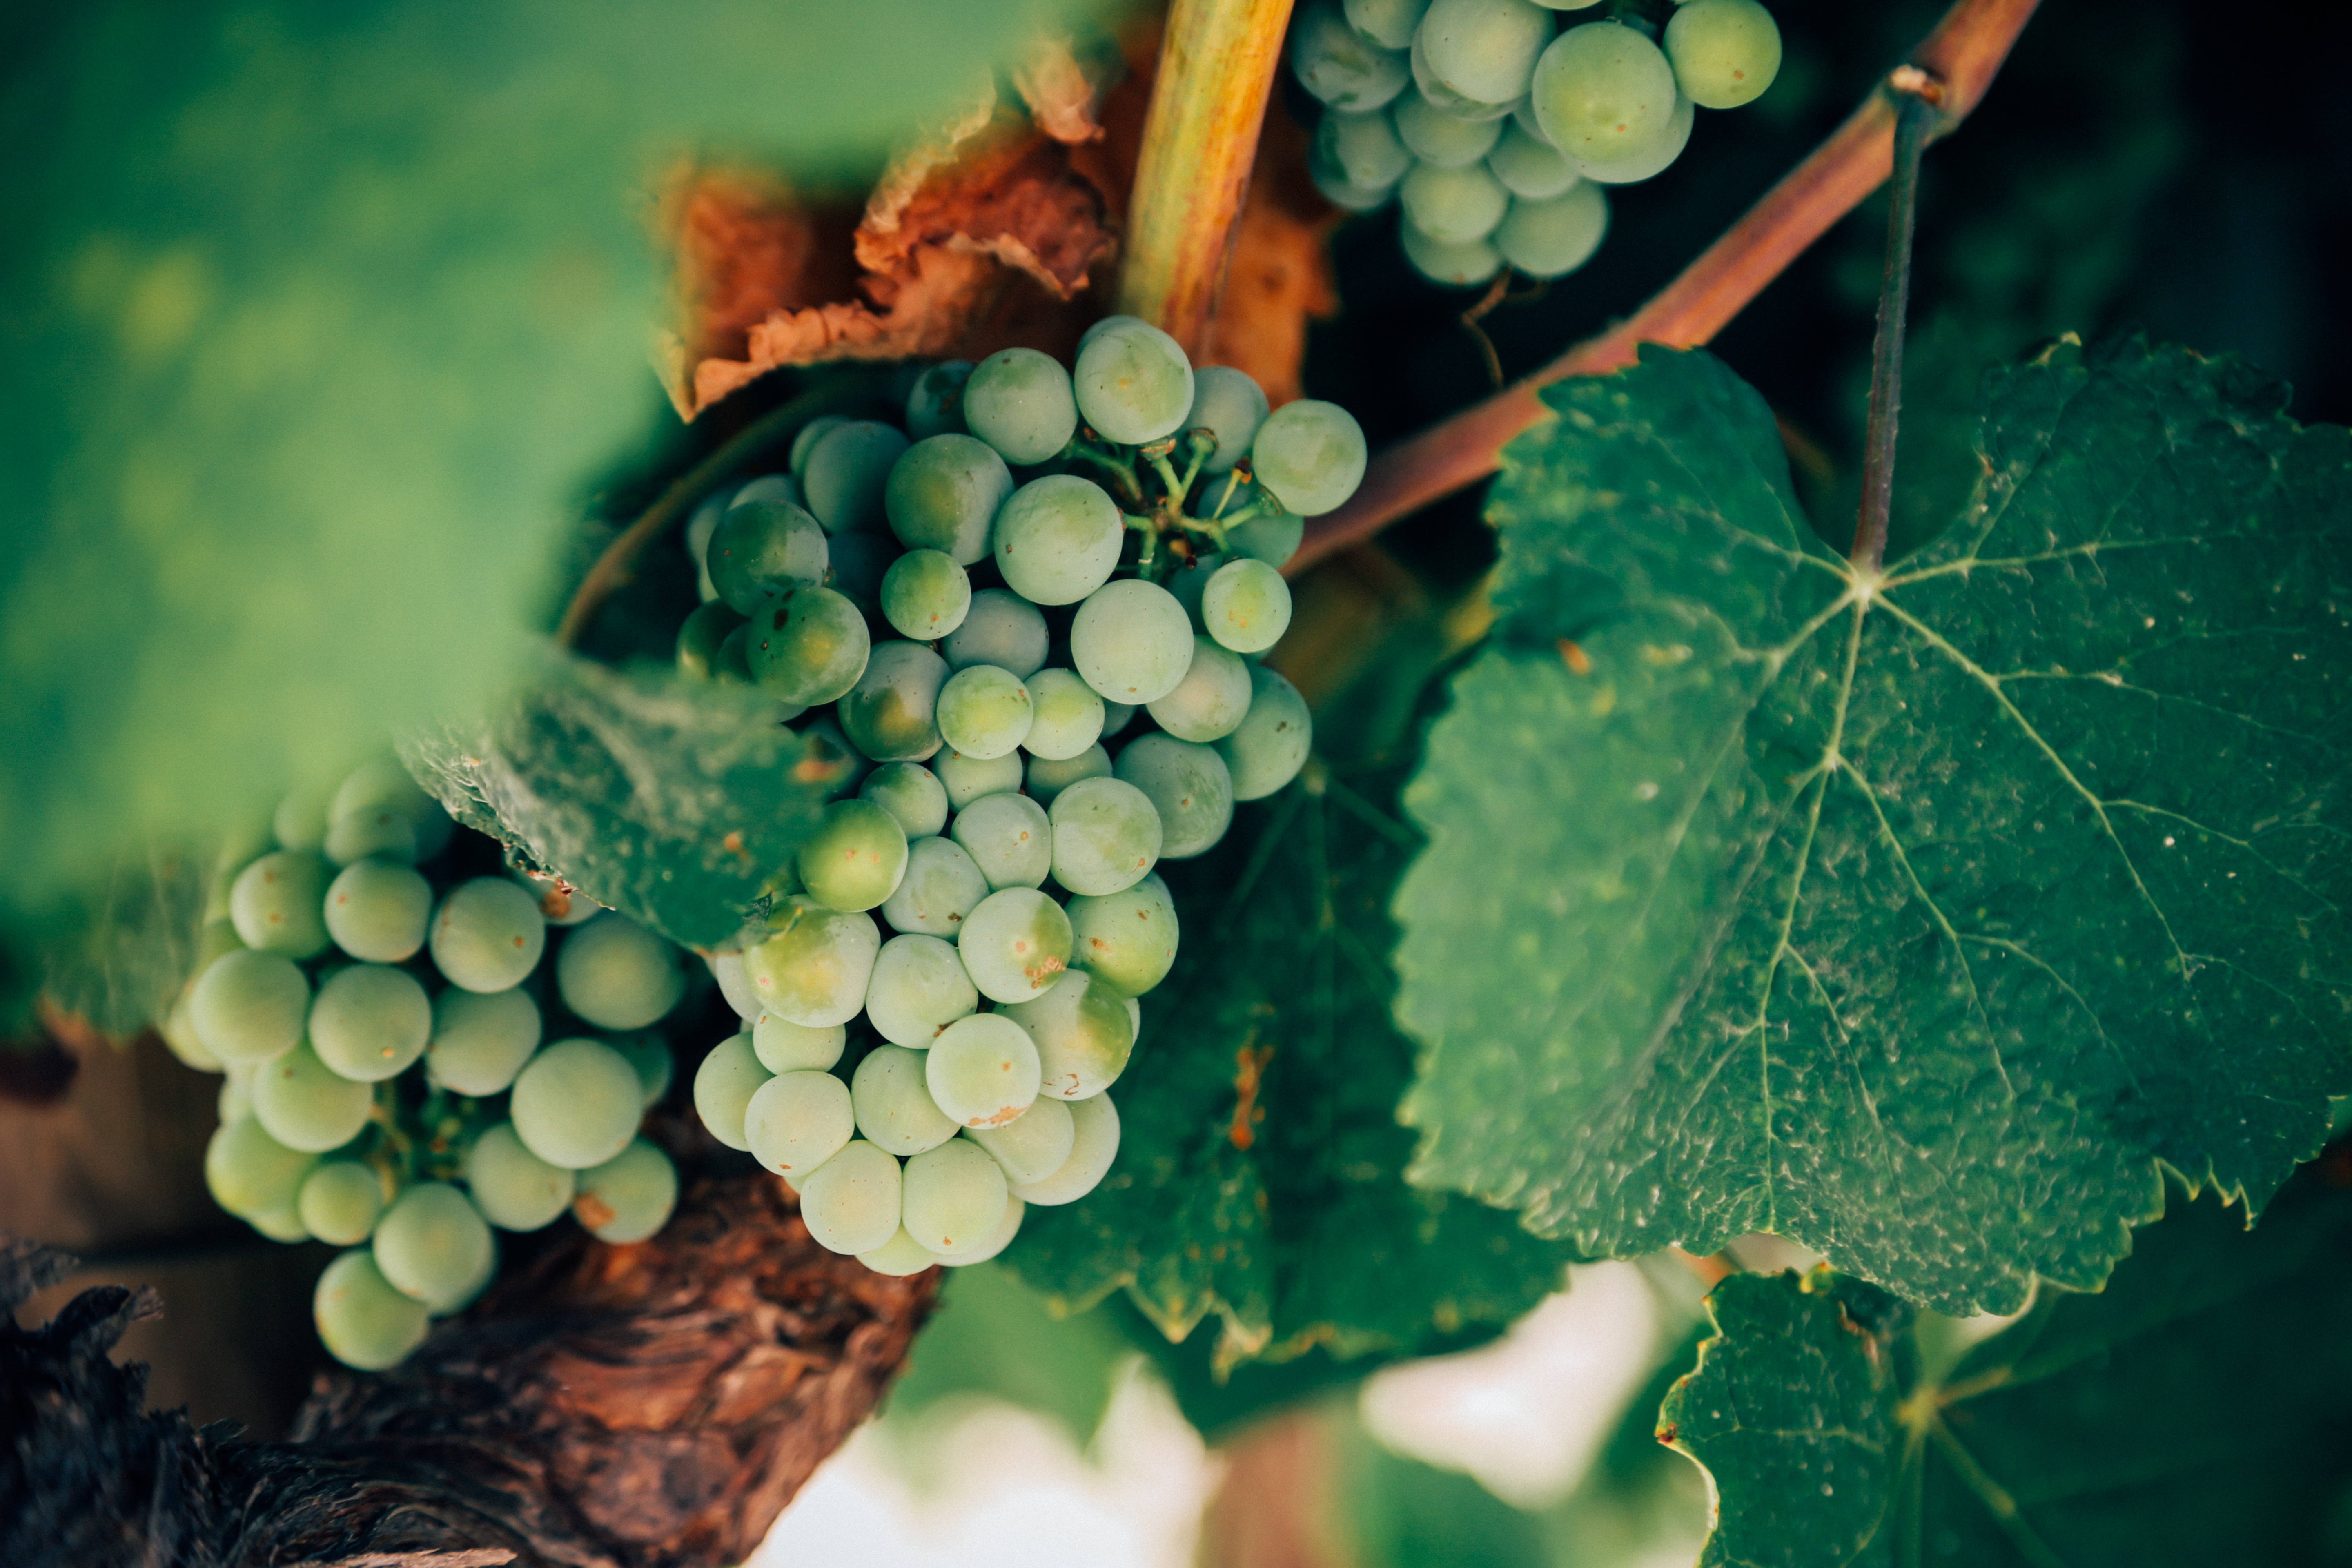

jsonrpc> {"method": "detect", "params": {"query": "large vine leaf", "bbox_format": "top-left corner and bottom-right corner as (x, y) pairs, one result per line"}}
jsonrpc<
(1662, 1169), (2352, 1566)
(400, 651), (839, 949)
(1394, 339), (2352, 1314)
(1011, 764), (1579, 1367)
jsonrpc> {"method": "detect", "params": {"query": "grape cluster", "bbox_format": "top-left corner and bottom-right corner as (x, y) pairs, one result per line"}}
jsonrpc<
(161, 757), (693, 1371)
(1292, 0), (1782, 287)
(674, 321), (1348, 1274)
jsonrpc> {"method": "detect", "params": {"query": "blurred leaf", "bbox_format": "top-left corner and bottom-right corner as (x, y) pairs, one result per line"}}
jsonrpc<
(35, 847), (213, 1037)
(0, 0), (1084, 944)
(1011, 760), (1579, 1369)
(886, 1261), (1135, 1448)
(1394, 340), (2352, 1314)
(400, 650), (838, 949)
(1663, 1171), (2352, 1566)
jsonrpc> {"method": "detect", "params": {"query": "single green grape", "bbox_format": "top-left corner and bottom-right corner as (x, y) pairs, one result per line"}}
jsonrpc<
(1071, 579), (1196, 704)
(880, 836), (993, 938)
(1183, 365), (1271, 472)
(708, 500), (829, 613)
(900, 1138), (1009, 1255)
(424, 986), (541, 1096)
(1531, 21), (1678, 163)
(1025, 744), (1114, 806)
(1218, 664), (1314, 800)
(840, 640), (949, 764)
(948, 791), (1054, 890)
(802, 420), (910, 534)
(797, 798), (911, 913)
(1394, 92), (1506, 168)
(884, 434), (1013, 564)
(190, 949), (309, 1065)
(509, 1037), (644, 1170)
(1417, 0), (1555, 105)
(936, 664), (1036, 760)
(251, 1040), (376, 1153)
(956, 887), (1073, 1004)
(961, 348), (1078, 466)
(373, 1182), (495, 1314)
(314, 1249), (430, 1371)
(574, 1138), (678, 1243)
(966, 1097), (1075, 1185)
(693, 1032), (771, 1151)
(205, 1114), (318, 1220)
(1072, 317), (1196, 445)
(1249, 399), (1368, 518)
(1002, 969), (1136, 1099)
(753, 1013), (848, 1074)
(1066, 875), (1180, 996)
(1399, 161), (1510, 246)
(230, 850), (333, 957)
(859, 761), (951, 840)
(880, 549), (973, 642)
(1116, 734), (1236, 858)
(992, 475), (1124, 606)
(924, 1013), (1042, 1129)
(1146, 636), (1253, 743)
(933, 746), (1027, 810)
(1046, 777), (1162, 897)
(864, 933), (980, 1049)
(797, 1140), (903, 1256)
(1200, 558), (1294, 653)
(905, 359), (974, 439)
(308, 962), (432, 1083)
(1022, 668), (1106, 761)
(429, 877), (548, 994)
(556, 912), (684, 1029)
(743, 899), (882, 1026)
(942, 589), (1048, 677)
(746, 584), (871, 706)
(1007, 1091), (1121, 1205)
(298, 1160), (385, 1246)
(1663, 0), (1780, 108)
(1494, 179), (1610, 276)
(745, 1068), (857, 1178)
(852, 1043), (960, 1156)
(463, 1122), (576, 1231)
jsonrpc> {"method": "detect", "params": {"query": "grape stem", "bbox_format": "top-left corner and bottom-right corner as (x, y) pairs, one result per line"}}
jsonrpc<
(1288, 0), (2044, 577)
(1116, 0), (1299, 351)
(1849, 84), (1937, 574)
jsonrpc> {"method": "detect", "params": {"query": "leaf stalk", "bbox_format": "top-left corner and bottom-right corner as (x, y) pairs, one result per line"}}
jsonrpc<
(1850, 82), (1938, 574)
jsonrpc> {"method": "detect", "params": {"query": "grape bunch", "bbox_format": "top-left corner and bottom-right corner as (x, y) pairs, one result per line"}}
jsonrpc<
(672, 320), (1345, 1274)
(1292, 0), (1782, 287)
(161, 756), (694, 1371)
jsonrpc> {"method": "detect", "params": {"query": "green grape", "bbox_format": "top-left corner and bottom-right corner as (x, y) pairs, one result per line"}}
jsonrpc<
(1117, 734), (1236, 858)
(1531, 21), (1677, 163)
(611, 1033), (674, 1107)
(555, 913), (683, 1029)
(1026, 744), (1114, 806)
(248, 1205), (313, 1243)
(743, 899), (881, 1026)
(252, 1040), (376, 1153)
(1394, 93), (1506, 168)
(880, 836), (992, 937)
(160, 991), (221, 1073)
(1218, 664), (1314, 800)
(1071, 579), (1196, 704)
(299, 1160), (385, 1246)
(463, 1122), (576, 1231)
(1078, 314), (1149, 352)
(1310, 149), (1399, 213)
(1147, 637), (1253, 743)
(753, 1013), (848, 1073)
(1664, 0), (1779, 107)
(708, 500), (829, 614)
(1009, 1091), (1121, 1205)
(949, 791), (1054, 890)
(191, 949), (309, 1064)
(1419, 0), (1555, 105)
(905, 359), (974, 439)
(1398, 160), (1510, 245)
(962, 347), (1079, 465)
(924, 1013), (1042, 1128)
(1488, 120), (1580, 197)
(942, 588), (1049, 678)
(330, 755), (438, 837)
(957, 888), (1073, 1004)
(1067, 876), (1180, 995)
(853, 1043), (959, 1154)
(1203, 559), (1296, 653)
(1494, 180), (1610, 276)
(804, 420), (911, 534)
(1022, 668), (1106, 762)
(323, 804), (419, 866)
(860, 762), (951, 840)
(430, 877), (547, 994)
(1400, 218), (1504, 286)
(797, 1140), (903, 1256)
(1290, 0), (1410, 110)
(314, 1249), (430, 1371)
(865, 934), (980, 1048)
(684, 486), (730, 602)
(1047, 777), (1162, 896)
(374, 1182), (494, 1313)
(824, 529), (897, 603)
(1316, 110), (1412, 193)
(1105, 704), (1139, 738)
(731, 474), (799, 508)
(322, 859), (431, 964)
(1002, 969), (1135, 1100)
(797, 798), (911, 913)
(1570, 90), (1690, 183)
(747, 584), (871, 705)
(510, 1037), (644, 1169)
(574, 1138), (677, 1243)
(966, 1097), (1075, 1185)
(745, 1068), (857, 1178)
(1409, 28), (1515, 117)
(693, 1032), (772, 1149)
(840, 640), (949, 764)
(308, 963), (432, 1083)
(885, 434), (1014, 564)
(932, 1194), (1025, 1265)
(425, 986), (541, 1096)
(880, 550), (973, 642)
(1073, 317), (1195, 445)
(230, 850), (332, 957)
(900, 1138), (1009, 1254)
(711, 951), (762, 1022)
(218, 1063), (255, 1123)
(205, 1114), (318, 1219)
(933, 745), (1026, 810)
(936, 665), (1036, 762)
(1224, 510), (1305, 566)
(272, 779), (333, 853)
(715, 623), (758, 687)
(790, 415), (846, 474)
(992, 475), (1124, 606)
(1183, 365), (1272, 472)
(1345, 0), (1429, 49)
(799, 713), (871, 792)
(858, 1227), (944, 1276)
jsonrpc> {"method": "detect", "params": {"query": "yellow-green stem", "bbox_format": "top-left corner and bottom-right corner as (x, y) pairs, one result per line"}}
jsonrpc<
(1115, 0), (1297, 352)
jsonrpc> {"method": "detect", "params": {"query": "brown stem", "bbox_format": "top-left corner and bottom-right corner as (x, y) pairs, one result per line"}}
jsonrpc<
(1289, 0), (2045, 577)
(552, 374), (889, 650)
(1850, 86), (1937, 573)
(1115, 0), (1298, 352)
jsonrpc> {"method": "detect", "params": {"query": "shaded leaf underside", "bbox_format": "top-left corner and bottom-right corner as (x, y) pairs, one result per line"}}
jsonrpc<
(1395, 341), (2352, 1312)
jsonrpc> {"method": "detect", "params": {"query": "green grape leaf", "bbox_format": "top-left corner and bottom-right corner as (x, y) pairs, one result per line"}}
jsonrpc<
(400, 650), (840, 949)
(0, 0), (1071, 953)
(1012, 763), (1579, 1367)
(32, 848), (213, 1037)
(1394, 339), (2352, 1314)
(1662, 1171), (2352, 1566)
